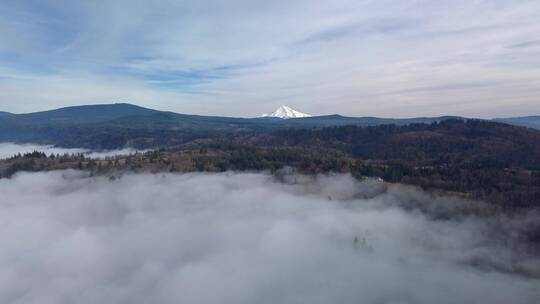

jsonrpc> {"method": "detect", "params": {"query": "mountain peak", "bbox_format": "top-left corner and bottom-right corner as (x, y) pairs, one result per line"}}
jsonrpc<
(262, 105), (311, 119)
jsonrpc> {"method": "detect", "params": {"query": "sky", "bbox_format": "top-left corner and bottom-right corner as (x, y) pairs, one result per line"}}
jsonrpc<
(1, 171), (539, 303)
(0, 0), (539, 118)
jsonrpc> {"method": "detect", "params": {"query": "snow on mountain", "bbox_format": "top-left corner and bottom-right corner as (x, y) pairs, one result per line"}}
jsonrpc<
(262, 105), (312, 119)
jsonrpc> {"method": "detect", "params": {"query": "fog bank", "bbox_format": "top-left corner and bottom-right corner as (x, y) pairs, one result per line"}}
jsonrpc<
(0, 143), (146, 159)
(0, 171), (539, 304)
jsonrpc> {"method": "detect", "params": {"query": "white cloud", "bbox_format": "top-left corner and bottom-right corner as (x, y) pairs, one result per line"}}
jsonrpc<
(0, 171), (538, 303)
(1, 0), (539, 117)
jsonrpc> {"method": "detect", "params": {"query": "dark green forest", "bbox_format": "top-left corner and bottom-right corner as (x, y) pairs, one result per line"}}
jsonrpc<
(2, 119), (539, 210)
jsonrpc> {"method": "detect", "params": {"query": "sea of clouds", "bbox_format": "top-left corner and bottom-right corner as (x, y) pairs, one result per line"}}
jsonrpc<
(0, 143), (147, 159)
(0, 171), (539, 304)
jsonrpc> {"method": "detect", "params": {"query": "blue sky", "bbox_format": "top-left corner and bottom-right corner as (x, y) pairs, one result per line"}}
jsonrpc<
(1, 0), (539, 117)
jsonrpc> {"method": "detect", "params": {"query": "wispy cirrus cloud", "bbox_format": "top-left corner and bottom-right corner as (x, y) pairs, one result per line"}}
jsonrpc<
(508, 39), (540, 49)
(0, 0), (539, 117)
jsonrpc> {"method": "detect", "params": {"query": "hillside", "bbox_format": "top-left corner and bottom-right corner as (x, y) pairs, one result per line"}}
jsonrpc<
(250, 119), (540, 208)
(4, 103), (159, 125)
(266, 119), (540, 169)
(2, 119), (539, 209)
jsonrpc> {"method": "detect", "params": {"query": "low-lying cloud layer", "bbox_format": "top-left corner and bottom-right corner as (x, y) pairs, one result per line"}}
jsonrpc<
(1, 171), (539, 304)
(0, 143), (146, 159)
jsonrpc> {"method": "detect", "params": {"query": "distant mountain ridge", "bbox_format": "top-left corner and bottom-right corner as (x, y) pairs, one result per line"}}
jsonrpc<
(0, 103), (465, 129)
(493, 116), (540, 130)
(0, 103), (538, 148)
(9, 103), (159, 125)
(1, 103), (538, 129)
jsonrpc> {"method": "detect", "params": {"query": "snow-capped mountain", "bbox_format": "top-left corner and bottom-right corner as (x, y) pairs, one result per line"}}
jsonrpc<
(262, 105), (312, 119)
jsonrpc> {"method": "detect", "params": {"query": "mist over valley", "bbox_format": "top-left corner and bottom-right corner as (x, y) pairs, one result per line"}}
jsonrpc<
(1, 171), (539, 304)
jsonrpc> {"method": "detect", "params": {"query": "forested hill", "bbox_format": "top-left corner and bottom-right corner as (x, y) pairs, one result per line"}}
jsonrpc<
(2, 119), (539, 209)
(265, 119), (540, 169)
(247, 119), (540, 208)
